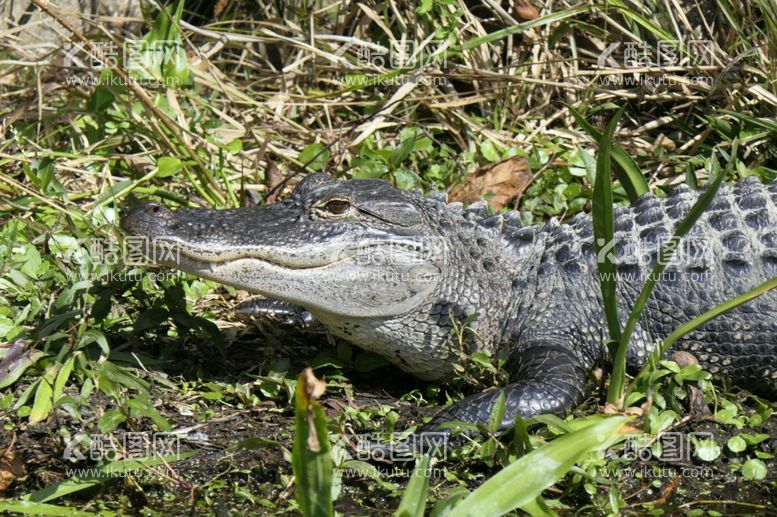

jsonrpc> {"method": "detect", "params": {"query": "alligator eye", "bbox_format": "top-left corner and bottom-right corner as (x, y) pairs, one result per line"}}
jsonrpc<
(322, 199), (351, 215)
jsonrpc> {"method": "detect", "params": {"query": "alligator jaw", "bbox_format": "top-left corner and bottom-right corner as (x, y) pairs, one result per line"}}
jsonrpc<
(152, 236), (353, 271)
(120, 200), (443, 319)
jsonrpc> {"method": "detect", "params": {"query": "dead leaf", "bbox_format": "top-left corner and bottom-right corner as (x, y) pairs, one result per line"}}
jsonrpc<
(307, 412), (321, 452)
(671, 351), (698, 367)
(302, 368), (326, 401)
(300, 368), (326, 452)
(688, 385), (711, 416)
(514, 0), (539, 21)
(0, 71), (16, 87)
(623, 406), (644, 417)
(265, 163), (285, 204)
(0, 450), (26, 493)
(119, 154), (155, 175)
(602, 403), (621, 414)
(214, 0), (229, 17)
(448, 156), (534, 210)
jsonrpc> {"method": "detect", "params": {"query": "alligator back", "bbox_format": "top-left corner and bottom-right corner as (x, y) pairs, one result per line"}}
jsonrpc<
(515, 177), (777, 396)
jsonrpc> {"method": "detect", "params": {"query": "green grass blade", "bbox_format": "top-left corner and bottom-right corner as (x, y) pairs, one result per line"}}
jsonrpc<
(0, 501), (96, 516)
(717, 109), (777, 132)
(448, 416), (631, 517)
(511, 412), (533, 456)
(607, 0), (676, 42)
(592, 105), (626, 349)
(394, 455), (432, 517)
(607, 156), (726, 404)
(628, 275), (777, 400)
(521, 497), (556, 517)
(568, 106), (649, 202)
(460, 5), (591, 50)
(664, 278), (777, 353)
(611, 157), (726, 405)
(292, 369), (333, 517)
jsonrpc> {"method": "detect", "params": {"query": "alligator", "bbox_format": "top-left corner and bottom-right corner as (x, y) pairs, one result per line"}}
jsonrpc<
(121, 173), (777, 447)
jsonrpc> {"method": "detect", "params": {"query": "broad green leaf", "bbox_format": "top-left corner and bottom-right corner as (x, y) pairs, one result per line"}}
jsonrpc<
(292, 369), (333, 517)
(0, 393), (13, 409)
(727, 436), (747, 453)
(521, 496), (556, 517)
(430, 490), (469, 517)
(98, 408), (127, 434)
(0, 500), (95, 516)
(77, 329), (110, 357)
(479, 140), (501, 162)
(693, 438), (721, 462)
(225, 138), (243, 154)
(93, 361), (149, 396)
(568, 106), (649, 202)
(52, 354), (76, 402)
(512, 411), (533, 456)
(742, 458), (767, 480)
(449, 416), (630, 517)
(129, 0), (191, 86)
(394, 168), (420, 190)
(156, 156), (183, 178)
(487, 391), (507, 434)
(299, 143), (330, 172)
(391, 131), (419, 167)
(416, 0), (434, 14)
(394, 455), (431, 517)
(30, 378), (53, 424)
(127, 393), (171, 431)
(740, 433), (769, 446)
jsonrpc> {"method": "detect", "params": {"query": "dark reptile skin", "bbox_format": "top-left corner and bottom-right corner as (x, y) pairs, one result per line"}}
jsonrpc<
(425, 177), (777, 436)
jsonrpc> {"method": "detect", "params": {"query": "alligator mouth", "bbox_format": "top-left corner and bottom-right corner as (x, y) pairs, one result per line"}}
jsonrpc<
(150, 238), (428, 271)
(153, 239), (344, 272)
(191, 253), (346, 273)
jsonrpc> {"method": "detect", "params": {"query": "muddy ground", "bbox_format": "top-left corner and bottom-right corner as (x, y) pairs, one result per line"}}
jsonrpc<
(1, 321), (776, 515)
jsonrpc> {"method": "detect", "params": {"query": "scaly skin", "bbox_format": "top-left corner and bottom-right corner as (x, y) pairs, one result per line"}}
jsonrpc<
(121, 174), (777, 448)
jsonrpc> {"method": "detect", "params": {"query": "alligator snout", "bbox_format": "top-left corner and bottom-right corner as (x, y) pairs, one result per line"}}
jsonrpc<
(120, 201), (177, 236)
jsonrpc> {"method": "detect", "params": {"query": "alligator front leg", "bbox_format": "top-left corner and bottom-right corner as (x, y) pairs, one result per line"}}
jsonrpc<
(360, 342), (593, 460)
(427, 345), (589, 435)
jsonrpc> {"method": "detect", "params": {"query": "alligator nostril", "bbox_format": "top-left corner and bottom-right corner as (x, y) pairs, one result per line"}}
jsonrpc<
(149, 204), (161, 214)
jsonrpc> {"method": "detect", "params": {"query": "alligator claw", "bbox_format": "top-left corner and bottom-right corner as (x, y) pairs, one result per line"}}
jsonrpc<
(235, 299), (321, 331)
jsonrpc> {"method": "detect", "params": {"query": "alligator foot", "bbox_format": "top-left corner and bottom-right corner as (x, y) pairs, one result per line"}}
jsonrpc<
(357, 345), (592, 461)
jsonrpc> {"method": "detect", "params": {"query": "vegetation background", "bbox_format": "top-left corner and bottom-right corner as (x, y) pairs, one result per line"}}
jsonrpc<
(0, 0), (776, 514)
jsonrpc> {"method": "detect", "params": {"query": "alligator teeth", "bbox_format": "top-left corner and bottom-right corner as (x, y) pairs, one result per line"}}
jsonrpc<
(209, 262), (217, 273)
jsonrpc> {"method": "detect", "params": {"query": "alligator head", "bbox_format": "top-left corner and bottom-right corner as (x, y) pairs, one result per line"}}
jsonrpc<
(121, 173), (516, 380)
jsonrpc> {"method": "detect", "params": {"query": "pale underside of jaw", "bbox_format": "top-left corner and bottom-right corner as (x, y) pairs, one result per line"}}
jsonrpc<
(147, 241), (442, 319)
